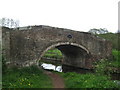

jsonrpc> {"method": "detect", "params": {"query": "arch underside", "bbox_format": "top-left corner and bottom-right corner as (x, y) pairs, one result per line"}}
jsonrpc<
(39, 42), (92, 69)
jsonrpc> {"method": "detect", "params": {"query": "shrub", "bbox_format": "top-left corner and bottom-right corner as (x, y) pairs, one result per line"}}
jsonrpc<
(94, 59), (108, 75)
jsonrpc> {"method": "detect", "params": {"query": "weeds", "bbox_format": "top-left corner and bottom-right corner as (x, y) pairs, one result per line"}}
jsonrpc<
(2, 66), (53, 88)
(111, 50), (120, 67)
(60, 72), (119, 88)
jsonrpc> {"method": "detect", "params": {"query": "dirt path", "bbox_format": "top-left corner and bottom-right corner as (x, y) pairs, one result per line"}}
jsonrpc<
(44, 70), (65, 88)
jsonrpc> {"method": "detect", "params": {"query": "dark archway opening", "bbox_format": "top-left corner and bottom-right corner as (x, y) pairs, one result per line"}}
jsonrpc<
(40, 48), (63, 72)
(56, 44), (88, 60)
(39, 43), (92, 73)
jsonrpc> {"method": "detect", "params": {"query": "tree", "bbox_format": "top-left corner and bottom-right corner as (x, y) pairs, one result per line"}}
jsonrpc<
(88, 28), (109, 34)
(0, 18), (19, 28)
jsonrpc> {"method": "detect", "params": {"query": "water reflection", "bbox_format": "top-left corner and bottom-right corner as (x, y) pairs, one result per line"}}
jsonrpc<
(41, 63), (62, 72)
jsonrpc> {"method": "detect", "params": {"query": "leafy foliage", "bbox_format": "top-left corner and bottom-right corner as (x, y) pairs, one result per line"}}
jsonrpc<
(94, 59), (108, 75)
(94, 50), (120, 75)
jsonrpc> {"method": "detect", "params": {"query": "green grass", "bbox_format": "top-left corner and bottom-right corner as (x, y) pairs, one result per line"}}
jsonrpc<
(56, 49), (120, 88)
(2, 66), (53, 88)
(43, 48), (63, 59)
(60, 72), (119, 88)
(110, 50), (120, 67)
(2, 43), (120, 88)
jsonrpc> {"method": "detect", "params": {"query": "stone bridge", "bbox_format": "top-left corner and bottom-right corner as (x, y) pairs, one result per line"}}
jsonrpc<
(2, 25), (112, 69)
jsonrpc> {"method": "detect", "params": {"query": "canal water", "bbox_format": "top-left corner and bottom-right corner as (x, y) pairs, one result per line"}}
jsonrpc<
(40, 62), (120, 81)
(40, 62), (94, 73)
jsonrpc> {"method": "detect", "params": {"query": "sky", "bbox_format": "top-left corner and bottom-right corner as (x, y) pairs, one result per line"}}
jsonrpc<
(0, 0), (119, 33)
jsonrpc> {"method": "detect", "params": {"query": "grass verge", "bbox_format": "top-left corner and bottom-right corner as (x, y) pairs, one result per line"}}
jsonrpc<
(2, 66), (53, 88)
(59, 72), (119, 88)
(111, 50), (120, 67)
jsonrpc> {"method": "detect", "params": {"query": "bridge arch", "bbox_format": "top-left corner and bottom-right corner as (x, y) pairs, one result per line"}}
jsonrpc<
(2, 26), (112, 69)
(37, 42), (91, 68)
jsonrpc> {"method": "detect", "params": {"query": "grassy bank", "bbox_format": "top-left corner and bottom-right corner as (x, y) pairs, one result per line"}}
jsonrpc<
(58, 49), (120, 88)
(59, 72), (119, 88)
(44, 48), (120, 88)
(2, 66), (53, 88)
(43, 48), (63, 59)
(2, 46), (119, 88)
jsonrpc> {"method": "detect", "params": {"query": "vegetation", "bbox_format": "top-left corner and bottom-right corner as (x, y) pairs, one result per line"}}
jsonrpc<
(2, 66), (53, 88)
(111, 50), (120, 67)
(60, 72), (119, 88)
(43, 48), (63, 59)
(2, 48), (120, 88)
(43, 48), (120, 88)
(43, 47), (120, 67)
(0, 18), (19, 28)
(93, 49), (120, 74)
(57, 50), (120, 88)
(88, 28), (119, 50)
(2, 32), (120, 88)
(89, 28), (108, 34)
(97, 33), (119, 50)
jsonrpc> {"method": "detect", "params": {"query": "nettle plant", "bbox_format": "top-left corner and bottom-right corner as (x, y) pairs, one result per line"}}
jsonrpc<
(94, 59), (110, 75)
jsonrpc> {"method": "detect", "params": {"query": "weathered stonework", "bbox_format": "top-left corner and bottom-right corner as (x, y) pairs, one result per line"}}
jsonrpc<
(2, 25), (112, 69)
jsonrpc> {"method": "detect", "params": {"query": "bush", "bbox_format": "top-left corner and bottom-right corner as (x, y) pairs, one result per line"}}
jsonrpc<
(94, 59), (108, 75)
(94, 49), (120, 75)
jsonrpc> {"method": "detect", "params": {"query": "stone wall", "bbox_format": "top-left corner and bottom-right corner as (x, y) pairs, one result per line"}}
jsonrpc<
(2, 25), (112, 69)
(2, 27), (11, 64)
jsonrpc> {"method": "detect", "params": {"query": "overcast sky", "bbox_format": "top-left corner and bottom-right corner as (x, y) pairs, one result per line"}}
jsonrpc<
(0, 0), (119, 32)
